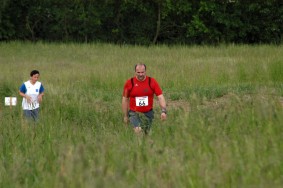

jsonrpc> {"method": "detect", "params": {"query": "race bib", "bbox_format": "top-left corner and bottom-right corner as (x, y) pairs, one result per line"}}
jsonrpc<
(28, 94), (38, 109)
(30, 94), (38, 103)
(135, 96), (148, 106)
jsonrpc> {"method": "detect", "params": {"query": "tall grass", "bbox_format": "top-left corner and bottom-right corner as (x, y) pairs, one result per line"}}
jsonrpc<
(0, 42), (282, 187)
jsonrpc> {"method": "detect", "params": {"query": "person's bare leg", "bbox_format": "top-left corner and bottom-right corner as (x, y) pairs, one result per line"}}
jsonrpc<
(133, 127), (143, 134)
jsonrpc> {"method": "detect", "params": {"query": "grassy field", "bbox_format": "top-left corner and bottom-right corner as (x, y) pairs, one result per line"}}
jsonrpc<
(0, 42), (282, 188)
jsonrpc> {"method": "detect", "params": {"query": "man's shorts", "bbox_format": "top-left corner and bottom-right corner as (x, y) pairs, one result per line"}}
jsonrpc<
(128, 109), (154, 133)
(23, 108), (39, 122)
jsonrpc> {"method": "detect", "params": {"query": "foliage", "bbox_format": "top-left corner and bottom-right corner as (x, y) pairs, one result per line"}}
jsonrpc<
(0, 0), (282, 44)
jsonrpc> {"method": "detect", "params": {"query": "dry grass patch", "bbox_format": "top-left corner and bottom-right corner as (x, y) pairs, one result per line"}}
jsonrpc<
(167, 99), (190, 113)
(199, 92), (283, 111)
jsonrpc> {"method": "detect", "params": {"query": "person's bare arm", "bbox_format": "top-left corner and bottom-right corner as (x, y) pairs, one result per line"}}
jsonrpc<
(19, 91), (31, 103)
(157, 94), (167, 120)
(122, 96), (129, 123)
(38, 92), (44, 103)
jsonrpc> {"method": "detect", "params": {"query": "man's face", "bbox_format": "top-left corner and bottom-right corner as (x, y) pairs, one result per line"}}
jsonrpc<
(135, 65), (146, 81)
(31, 74), (39, 84)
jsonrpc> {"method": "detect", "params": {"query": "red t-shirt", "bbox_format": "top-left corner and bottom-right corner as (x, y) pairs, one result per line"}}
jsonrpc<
(123, 76), (163, 112)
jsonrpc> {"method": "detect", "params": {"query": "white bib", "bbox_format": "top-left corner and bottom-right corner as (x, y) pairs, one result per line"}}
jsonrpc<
(135, 96), (149, 106)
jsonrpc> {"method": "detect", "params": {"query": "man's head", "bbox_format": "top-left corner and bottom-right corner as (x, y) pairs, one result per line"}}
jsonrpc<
(135, 64), (146, 81)
(30, 70), (40, 84)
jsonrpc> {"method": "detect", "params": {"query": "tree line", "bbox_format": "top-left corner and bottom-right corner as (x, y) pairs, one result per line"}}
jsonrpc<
(0, 0), (282, 45)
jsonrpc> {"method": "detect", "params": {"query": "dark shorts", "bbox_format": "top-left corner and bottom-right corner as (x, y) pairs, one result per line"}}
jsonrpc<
(23, 108), (39, 122)
(128, 109), (154, 133)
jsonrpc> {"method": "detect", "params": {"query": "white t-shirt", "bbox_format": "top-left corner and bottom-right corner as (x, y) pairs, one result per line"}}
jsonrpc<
(20, 81), (44, 110)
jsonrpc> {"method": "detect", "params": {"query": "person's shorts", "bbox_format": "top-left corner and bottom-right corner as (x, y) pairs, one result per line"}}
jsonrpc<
(23, 108), (39, 122)
(128, 109), (154, 133)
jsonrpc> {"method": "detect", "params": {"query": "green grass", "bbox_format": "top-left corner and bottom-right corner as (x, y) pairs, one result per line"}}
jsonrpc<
(0, 42), (283, 187)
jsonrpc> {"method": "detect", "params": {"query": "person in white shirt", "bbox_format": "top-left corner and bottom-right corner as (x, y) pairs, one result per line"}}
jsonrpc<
(19, 70), (45, 121)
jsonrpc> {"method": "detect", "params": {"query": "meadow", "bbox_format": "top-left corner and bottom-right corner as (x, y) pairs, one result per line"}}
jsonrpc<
(0, 42), (282, 188)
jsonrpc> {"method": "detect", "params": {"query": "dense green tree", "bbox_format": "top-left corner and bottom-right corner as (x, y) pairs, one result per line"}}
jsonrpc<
(0, 0), (282, 44)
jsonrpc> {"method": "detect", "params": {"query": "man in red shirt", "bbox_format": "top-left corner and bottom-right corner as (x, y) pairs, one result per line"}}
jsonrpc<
(122, 63), (167, 134)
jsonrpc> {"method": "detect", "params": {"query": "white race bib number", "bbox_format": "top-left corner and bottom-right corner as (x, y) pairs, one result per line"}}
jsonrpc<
(30, 94), (38, 103)
(135, 96), (148, 106)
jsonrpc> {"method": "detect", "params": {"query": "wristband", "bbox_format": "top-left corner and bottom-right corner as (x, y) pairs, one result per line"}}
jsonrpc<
(161, 109), (167, 114)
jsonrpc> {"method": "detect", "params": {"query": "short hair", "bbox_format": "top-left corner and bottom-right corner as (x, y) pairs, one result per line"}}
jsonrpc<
(135, 63), (146, 71)
(30, 70), (40, 77)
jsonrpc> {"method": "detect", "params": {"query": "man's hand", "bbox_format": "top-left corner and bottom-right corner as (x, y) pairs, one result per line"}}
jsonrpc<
(161, 112), (167, 121)
(123, 116), (129, 124)
(25, 95), (32, 103)
(38, 95), (43, 103)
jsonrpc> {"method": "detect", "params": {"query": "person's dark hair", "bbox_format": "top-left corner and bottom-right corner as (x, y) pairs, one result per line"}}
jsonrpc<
(30, 70), (40, 77)
(135, 64), (146, 71)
